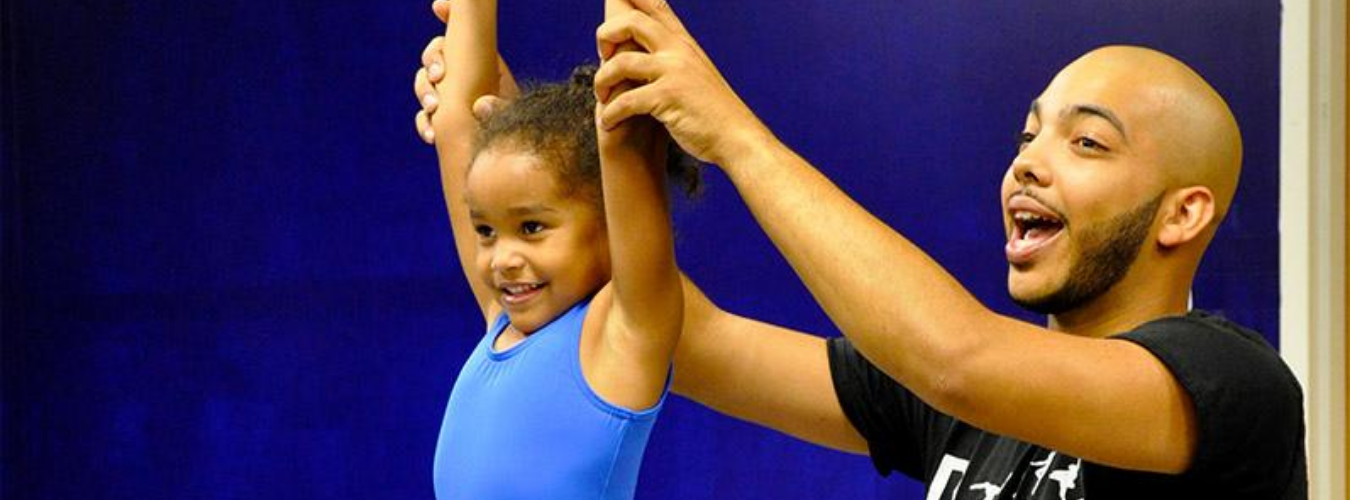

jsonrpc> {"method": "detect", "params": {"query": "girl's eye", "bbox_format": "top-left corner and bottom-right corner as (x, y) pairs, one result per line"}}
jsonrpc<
(474, 225), (495, 239)
(1017, 132), (1036, 151)
(521, 221), (545, 235)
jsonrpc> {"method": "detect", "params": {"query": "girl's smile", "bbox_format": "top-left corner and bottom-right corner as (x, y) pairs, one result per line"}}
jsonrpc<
(465, 148), (612, 335)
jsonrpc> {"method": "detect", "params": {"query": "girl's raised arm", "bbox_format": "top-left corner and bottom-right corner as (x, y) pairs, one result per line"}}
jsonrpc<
(432, 0), (504, 321)
(584, 0), (684, 411)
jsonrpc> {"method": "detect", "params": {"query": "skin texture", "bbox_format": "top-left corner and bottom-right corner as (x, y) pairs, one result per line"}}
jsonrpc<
(414, 1), (1247, 473)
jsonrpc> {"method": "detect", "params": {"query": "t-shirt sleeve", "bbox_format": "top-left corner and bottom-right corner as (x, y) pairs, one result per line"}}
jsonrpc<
(827, 336), (950, 479)
(1114, 313), (1306, 493)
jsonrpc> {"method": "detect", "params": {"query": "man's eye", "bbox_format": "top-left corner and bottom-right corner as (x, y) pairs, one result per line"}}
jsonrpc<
(1017, 132), (1036, 151)
(474, 225), (495, 238)
(1075, 137), (1108, 152)
(522, 222), (545, 235)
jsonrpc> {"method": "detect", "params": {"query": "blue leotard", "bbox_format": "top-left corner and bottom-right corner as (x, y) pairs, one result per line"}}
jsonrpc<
(433, 298), (668, 500)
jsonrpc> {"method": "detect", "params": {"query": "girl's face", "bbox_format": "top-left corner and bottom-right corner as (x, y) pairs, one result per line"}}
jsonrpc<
(465, 148), (611, 334)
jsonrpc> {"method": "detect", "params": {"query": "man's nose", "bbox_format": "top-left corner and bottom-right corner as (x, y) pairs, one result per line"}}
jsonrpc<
(1010, 138), (1052, 187)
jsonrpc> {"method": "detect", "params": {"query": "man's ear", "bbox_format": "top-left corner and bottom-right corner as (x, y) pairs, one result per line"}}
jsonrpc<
(1157, 186), (1216, 248)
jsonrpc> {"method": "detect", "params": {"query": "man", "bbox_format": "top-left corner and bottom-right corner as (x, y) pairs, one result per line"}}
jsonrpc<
(413, 1), (1306, 497)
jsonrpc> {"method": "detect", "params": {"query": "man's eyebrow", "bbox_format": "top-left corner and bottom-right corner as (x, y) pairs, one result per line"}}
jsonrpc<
(1062, 103), (1128, 142)
(1028, 100), (1130, 144)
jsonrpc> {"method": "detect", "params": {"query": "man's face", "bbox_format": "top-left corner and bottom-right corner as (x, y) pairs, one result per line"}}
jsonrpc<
(1000, 61), (1173, 315)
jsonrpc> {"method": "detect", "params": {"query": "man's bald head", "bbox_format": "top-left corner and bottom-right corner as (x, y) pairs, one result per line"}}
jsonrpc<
(1051, 46), (1243, 222)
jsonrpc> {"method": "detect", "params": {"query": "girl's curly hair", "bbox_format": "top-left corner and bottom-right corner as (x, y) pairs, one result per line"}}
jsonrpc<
(470, 64), (702, 205)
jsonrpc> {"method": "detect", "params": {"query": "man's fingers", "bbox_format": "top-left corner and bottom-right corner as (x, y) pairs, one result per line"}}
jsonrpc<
(416, 110), (435, 144)
(628, 0), (688, 37)
(594, 51), (661, 103)
(421, 36), (445, 82)
(624, 0), (709, 65)
(596, 10), (670, 61)
(432, 0), (450, 24)
(414, 68), (438, 113)
(598, 87), (657, 131)
(418, 0), (449, 146)
(472, 95), (506, 122)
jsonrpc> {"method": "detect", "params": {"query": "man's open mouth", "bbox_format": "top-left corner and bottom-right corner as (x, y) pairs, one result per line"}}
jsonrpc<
(1006, 196), (1065, 266)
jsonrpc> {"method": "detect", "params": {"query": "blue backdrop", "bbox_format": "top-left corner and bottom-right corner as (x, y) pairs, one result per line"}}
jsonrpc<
(3, 1), (1279, 498)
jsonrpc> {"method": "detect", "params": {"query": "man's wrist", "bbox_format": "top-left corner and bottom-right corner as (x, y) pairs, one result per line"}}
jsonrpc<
(712, 122), (783, 176)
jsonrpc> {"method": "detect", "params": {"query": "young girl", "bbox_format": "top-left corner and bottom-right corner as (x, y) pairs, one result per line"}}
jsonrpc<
(426, 1), (699, 499)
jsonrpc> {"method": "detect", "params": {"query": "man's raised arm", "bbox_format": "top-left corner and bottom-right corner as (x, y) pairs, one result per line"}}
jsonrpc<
(593, 0), (1197, 474)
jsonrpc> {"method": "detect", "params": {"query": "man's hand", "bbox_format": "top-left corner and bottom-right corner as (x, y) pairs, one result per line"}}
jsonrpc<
(413, 0), (515, 144)
(593, 0), (773, 167)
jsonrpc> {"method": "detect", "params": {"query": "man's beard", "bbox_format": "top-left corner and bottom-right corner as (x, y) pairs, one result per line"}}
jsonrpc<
(1012, 193), (1164, 315)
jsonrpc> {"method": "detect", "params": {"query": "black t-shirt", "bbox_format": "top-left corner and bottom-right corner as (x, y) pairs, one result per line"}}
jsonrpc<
(827, 310), (1307, 499)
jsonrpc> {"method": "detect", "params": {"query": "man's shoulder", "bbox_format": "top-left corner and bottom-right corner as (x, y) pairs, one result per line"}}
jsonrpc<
(1113, 308), (1303, 410)
(1117, 310), (1306, 496)
(1130, 309), (1274, 349)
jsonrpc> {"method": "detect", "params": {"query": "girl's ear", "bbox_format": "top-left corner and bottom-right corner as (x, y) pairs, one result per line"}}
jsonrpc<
(1157, 186), (1216, 248)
